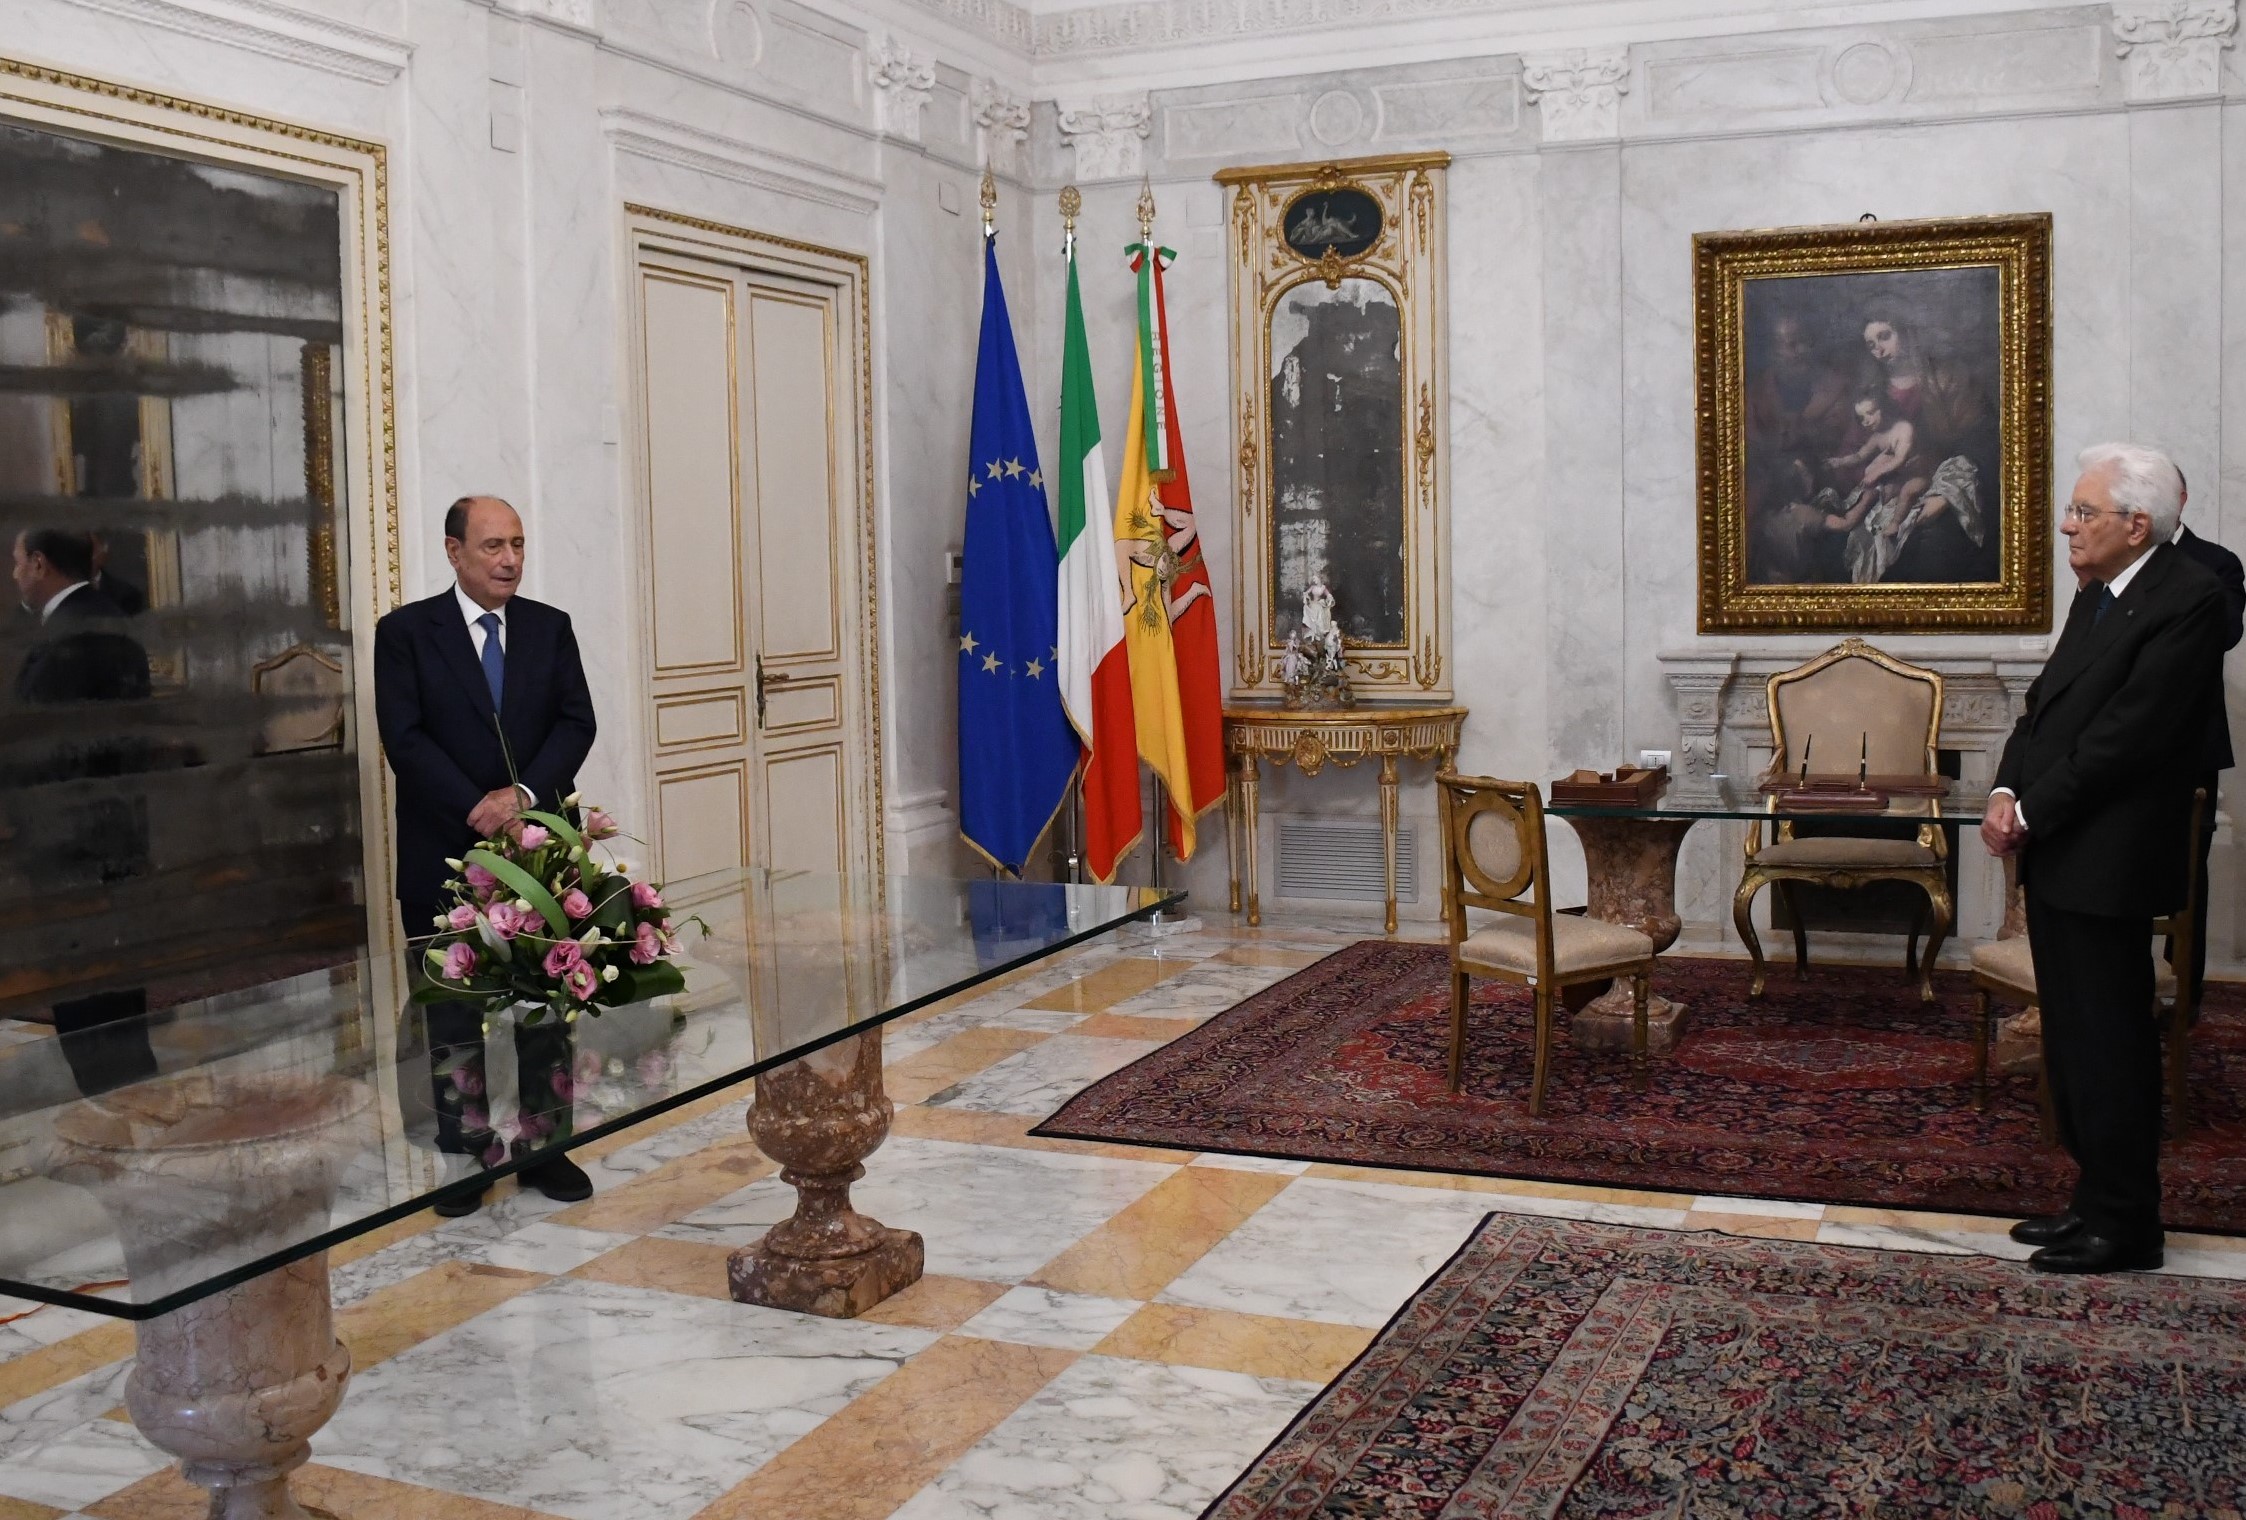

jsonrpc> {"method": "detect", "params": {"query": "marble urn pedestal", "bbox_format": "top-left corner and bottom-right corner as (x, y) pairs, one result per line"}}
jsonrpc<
(50, 1071), (371, 1520)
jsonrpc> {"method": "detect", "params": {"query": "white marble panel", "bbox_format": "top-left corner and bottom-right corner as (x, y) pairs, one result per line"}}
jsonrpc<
(926, 1033), (1164, 1113)
(0, 1412), (168, 1510)
(1157, 1178), (1499, 1327)
(317, 1277), (940, 1520)
(956, 1285), (1143, 1349)
(658, 1134), (1175, 1280)
(891, 1355), (1319, 1520)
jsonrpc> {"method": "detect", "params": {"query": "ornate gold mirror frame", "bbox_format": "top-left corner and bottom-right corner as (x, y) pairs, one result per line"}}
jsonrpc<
(0, 56), (400, 921)
(1217, 153), (1450, 700)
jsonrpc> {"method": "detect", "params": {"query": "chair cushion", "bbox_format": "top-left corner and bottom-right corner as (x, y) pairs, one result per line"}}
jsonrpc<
(1460, 914), (1654, 979)
(1970, 935), (2178, 998)
(1970, 935), (2037, 994)
(1752, 837), (1938, 869)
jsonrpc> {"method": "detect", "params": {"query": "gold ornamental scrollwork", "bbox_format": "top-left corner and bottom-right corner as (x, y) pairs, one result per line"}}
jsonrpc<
(1291, 732), (1331, 776)
(1415, 636), (1442, 691)
(1414, 383), (1434, 507)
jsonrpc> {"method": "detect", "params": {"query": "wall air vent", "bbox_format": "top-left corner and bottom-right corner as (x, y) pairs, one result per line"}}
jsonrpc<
(1274, 818), (1417, 904)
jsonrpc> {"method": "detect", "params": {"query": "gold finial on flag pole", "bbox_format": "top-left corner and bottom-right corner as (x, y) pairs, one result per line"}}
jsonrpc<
(1058, 184), (1081, 258)
(980, 165), (997, 239)
(1136, 174), (1156, 241)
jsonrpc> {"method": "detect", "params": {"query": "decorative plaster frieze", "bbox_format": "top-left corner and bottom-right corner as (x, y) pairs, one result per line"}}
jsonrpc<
(972, 77), (1031, 170)
(2111, 0), (2237, 99)
(602, 108), (884, 215)
(497, 0), (597, 32)
(1521, 47), (1630, 141)
(61, 0), (412, 83)
(1056, 91), (1150, 180)
(869, 36), (937, 140)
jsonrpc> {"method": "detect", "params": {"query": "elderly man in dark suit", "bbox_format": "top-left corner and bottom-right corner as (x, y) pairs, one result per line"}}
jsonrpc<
(374, 496), (597, 1215)
(2166, 468), (2244, 1008)
(10, 528), (156, 1094)
(1985, 443), (2229, 1274)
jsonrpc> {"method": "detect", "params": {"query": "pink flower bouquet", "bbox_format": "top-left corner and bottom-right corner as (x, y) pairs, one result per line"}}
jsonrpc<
(413, 797), (693, 1024)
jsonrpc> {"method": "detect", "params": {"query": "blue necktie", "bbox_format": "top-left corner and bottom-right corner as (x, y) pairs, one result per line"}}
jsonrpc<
(2091, 584), (2114, 627)
(476, 612), (505, 712)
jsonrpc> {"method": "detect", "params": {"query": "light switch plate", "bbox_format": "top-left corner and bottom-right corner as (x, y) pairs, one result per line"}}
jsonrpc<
(1639, 749), (1672, 771)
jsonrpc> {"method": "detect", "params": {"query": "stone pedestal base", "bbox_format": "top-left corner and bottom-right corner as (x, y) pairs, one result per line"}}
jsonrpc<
(1570, 989), (1689, 1056)
(729, 1225), (924, 1319)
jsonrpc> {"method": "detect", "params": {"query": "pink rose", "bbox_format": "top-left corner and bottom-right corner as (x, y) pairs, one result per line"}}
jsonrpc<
(658, 926), (681, 957)
(550, 1069), (576, 1101)
(632, 921), (662, 966)
(450, 1064), (484, 1098)
(441, 942), (479, 981)
(447, 903), (479, 931)
(482, 903), (521, 941)
(583, 808), (620, 840)
(463, 861), (497, 892)
(543, 940), (585, 978)
(635, 1051), (671, 1086)
(574, 1051), (605, 1086)
(560, 888), (593, 920)
(631, 881), (663, 910)
(480, 1139), (507, 1167)
(565, 964), (599, 1001)
(459, 1103), (489, 1133)
(517, 823), (550, 850)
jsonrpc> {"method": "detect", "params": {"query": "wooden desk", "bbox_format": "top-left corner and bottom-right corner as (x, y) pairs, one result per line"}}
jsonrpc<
(1223, 702), (1468, 933)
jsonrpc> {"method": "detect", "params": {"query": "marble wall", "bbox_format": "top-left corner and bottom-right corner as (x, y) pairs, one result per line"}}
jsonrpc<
(16, 0), (2244, 961)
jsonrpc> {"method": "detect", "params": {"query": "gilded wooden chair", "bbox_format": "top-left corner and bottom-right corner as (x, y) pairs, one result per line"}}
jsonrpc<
(1733, 639), (1951, 1002)
(1437, 771), (1655, 1117)
(1971, 789), (2205, 1137)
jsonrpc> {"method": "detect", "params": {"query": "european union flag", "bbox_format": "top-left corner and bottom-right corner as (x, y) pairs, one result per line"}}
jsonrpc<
(958, 237), (1079, 875)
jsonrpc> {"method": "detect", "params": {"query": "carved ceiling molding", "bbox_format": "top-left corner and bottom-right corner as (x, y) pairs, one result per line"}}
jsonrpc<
(1520, 46), (1630, 141)
(869, 36), (937, 139)
(602, 107), (885, 214)
(1055, 90), (1150, 179)
(61, 0), (412, 83)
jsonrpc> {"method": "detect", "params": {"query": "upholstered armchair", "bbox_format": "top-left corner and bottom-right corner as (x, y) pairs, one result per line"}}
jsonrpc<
(1733, 639), (1951, 1002)
(1437, 772), (1655, 1117)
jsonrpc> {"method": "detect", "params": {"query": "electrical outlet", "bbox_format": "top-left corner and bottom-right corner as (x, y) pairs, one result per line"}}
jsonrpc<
(1639, 749), (1672, 771)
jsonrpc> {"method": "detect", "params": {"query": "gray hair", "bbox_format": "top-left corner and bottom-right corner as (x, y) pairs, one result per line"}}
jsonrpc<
(2078, 442), (2184, 540)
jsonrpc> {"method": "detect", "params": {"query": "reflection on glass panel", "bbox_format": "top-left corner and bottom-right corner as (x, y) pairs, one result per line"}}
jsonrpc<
(1267, 276), (1405, 646)
(0, 121), (363, 1063)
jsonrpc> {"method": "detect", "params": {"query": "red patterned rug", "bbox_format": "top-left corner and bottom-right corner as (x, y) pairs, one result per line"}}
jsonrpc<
(1032, 942), (2246, 1234)
(1202, 1214), (2246, 1518)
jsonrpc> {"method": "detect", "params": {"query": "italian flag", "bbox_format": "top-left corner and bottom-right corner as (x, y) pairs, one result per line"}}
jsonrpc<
(1056, 241), (1141, 882)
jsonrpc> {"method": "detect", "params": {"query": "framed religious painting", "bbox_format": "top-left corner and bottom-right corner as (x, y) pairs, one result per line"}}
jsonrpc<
(1216, 153), (1451, 699)
(1694, 214), (2052, 633)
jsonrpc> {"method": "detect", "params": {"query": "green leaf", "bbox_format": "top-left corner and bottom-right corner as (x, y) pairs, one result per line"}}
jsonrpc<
(465, 849), (567, 935)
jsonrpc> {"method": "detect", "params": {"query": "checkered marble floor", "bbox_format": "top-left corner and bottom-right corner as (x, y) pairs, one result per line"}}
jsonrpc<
(4, 911), (2244, 1520)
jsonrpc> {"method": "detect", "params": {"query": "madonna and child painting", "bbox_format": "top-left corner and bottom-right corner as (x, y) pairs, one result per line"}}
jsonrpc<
(1695, 216), (2051, 634)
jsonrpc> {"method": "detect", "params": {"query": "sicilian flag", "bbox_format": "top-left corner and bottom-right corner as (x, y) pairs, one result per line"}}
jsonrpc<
(957, 237), (1079, 875)
(1056, 242), (1141, 883)
(1115, 237), (1226, 857)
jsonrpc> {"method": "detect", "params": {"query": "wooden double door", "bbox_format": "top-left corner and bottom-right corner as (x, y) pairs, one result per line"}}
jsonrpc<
(628, 211), (878, 885)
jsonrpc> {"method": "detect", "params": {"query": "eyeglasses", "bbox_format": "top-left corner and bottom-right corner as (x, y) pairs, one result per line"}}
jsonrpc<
(2060, 502), (2142, 524)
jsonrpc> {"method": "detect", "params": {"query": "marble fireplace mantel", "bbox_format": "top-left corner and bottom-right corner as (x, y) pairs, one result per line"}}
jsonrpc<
(1656, 644), (2054, 803)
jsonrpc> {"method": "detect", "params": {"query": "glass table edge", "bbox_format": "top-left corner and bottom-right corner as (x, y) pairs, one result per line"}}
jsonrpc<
(7, 885), (1189, 1323)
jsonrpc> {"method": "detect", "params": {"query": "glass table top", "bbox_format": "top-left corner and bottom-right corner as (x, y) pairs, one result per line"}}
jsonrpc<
(0, 870), (1181, 1320)
(1545, 780), (1987, 826)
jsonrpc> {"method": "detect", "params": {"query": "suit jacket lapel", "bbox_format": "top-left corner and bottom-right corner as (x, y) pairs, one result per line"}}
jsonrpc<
(430, 593), (499, 721)
(2036, 544), (2176, 710)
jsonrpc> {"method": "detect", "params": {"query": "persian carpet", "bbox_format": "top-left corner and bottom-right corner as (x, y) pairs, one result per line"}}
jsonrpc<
(1032, 942), (2246, 1233)
(1202, 1214), (2246, 1519)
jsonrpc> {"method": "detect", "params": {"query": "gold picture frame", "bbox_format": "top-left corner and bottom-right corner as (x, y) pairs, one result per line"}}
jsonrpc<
(1216, 153), (1450, 699)
(1694, 213), (2052, 633)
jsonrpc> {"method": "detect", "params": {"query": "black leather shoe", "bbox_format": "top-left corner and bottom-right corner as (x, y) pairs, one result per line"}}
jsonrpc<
(520, 1154), (593, 1203)
(2029, 1232), (2164, 1275)
(433, 1183), (488, 1218)
(2008, 1210), (2084, 1247)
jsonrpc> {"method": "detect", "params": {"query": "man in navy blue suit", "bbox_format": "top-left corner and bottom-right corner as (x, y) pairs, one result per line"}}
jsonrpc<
(375, 496), (597, 1215)
(2167, 469), (2244, 1008)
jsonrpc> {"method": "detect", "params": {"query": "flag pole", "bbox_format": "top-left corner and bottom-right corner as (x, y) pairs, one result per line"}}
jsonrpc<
(1059, 183), (1086, 886)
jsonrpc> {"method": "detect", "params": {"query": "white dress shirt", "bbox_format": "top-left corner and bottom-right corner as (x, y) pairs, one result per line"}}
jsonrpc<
(454, 583), (536, 807)
(1993, 544), (2159, 831)
(40, 581), (89, 624)
(455, 583), (508, 656)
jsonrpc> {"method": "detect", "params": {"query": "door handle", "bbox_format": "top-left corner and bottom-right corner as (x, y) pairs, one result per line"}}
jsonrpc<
(754, 655), (794, 728)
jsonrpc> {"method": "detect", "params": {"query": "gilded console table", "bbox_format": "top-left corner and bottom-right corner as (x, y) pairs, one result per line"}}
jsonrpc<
(1224, 702), (1468, 934)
